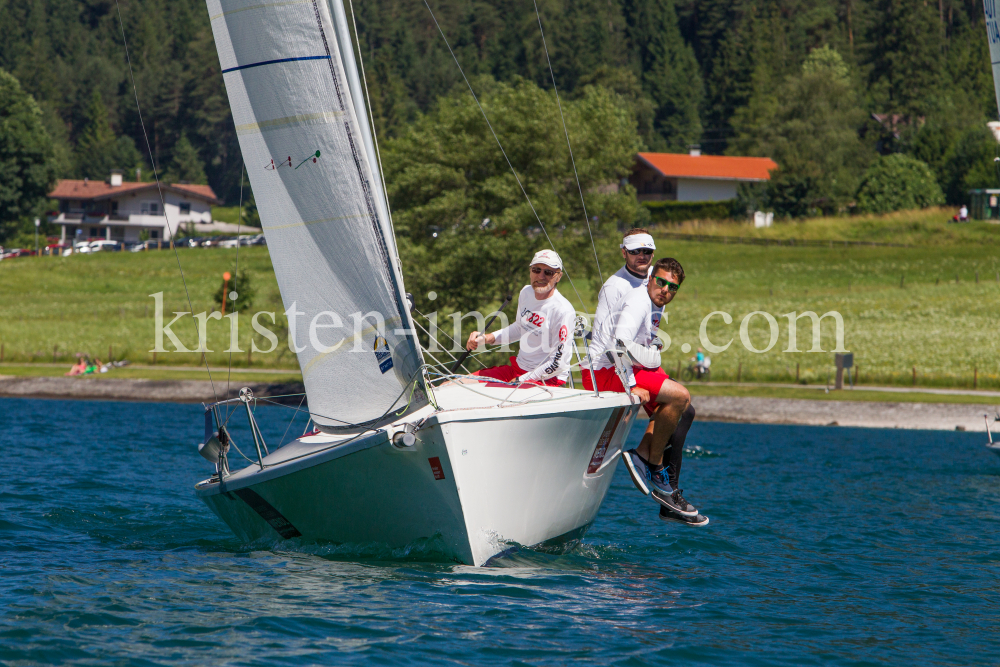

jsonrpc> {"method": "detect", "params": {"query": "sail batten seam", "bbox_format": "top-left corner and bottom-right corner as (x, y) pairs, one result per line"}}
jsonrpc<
(222, 55), (330, 74)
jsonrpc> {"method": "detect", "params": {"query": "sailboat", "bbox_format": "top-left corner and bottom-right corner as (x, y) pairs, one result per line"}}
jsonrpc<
(194, 0), (640, 565)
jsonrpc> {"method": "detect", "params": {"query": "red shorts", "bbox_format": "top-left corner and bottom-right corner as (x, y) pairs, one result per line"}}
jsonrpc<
(581, 366), (670, 416)
(473, 356), (567, 387)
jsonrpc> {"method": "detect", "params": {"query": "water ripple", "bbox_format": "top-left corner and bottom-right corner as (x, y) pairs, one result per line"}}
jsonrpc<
(2, 397), (999, 664)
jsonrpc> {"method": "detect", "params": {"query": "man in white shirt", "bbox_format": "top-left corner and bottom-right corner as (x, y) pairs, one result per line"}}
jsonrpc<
(465, 249), (575, 386)
(592, 228), (656, 332)
(584, 257), (702, 522)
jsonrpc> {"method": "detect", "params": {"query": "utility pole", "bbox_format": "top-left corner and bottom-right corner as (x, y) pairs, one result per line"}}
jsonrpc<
(34, 218), (40, 256)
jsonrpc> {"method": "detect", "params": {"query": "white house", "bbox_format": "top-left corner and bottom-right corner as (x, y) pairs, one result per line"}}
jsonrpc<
(630, 148), (778, 202)
(47, 171), (221, 244)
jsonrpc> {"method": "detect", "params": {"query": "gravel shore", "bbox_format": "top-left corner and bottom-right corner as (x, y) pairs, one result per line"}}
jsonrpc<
(0, 375), (304, 405)
(1, 376), (995, 432)
(691, 395), (997, 432)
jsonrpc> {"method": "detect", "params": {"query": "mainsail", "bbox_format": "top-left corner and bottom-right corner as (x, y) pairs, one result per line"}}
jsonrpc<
(206, 0), (425, 425)
(986, 0), (1000, 116)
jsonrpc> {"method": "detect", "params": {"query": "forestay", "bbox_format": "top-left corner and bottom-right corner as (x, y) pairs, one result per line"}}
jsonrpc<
(206, 0), (425, 425)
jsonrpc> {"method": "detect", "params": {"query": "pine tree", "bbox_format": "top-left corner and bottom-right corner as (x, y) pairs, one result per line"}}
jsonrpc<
(623, 0), (703, 151)
(74, 91), (115, 179)
(730, 45), (872, 215)
(163, 133), (207, 184)
(863, 0), (944, 119)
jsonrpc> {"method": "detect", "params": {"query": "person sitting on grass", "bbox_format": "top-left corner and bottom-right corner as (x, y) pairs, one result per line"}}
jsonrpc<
(65, 358), (87, 376)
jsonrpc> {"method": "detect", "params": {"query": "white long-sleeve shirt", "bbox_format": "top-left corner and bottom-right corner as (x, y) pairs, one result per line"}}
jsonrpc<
(590, 266), (655, 368)
(492, 285), (575, 383)
(590, 284), (664, 380)
(592, 265), (647, 339)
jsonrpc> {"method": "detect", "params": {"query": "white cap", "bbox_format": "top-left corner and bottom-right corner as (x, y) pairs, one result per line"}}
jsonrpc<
(530, 249), (563, 270)
(621, 233), (655, 251)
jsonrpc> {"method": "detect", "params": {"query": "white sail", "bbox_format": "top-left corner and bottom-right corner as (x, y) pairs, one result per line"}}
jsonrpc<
(206, 0), (424, 426)
(986, 0), (1000, 117)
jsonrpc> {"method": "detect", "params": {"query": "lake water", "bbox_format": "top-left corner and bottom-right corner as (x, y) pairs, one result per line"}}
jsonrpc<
(2, 396), (999, 665)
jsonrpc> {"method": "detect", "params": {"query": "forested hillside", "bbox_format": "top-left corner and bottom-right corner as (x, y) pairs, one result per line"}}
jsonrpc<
(0, 0), (997, 242)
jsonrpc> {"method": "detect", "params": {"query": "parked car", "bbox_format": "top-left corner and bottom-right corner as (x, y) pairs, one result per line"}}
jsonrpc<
(0, 248), (36, 260)
(178, 237), (206, 248)
(202, 236), (233, 248)
(217, 236), (240, 249)
(248, 233), (266, 246)
(88, 240), (122, 252)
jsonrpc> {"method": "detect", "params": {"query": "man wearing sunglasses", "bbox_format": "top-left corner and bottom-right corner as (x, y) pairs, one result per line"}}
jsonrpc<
(592, 228), (657, 333)
(465, 249), (575, 387)
(584, 257), (703, 523)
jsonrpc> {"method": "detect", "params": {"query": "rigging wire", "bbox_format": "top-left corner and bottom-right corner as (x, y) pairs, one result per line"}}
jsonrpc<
(421, 0), (592, 315)
(113, 0), (219, 403)
(410, 306), (487, 370)
(409, 315), (476, 374)
(276, 393), (308, 449)
(225, 163), (245, 409)
(529, 0), (604, 394)
(346, 0), (393, 232)
(531, 0), (604, 288)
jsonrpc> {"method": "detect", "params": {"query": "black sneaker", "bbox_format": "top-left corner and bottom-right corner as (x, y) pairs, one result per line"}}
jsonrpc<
(659, 506), (709, 526)
(621, 449), (651, 495)
(652, 488), (699, 518)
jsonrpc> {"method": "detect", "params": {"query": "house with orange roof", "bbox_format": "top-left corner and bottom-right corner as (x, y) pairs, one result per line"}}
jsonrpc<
(630, 148), (778, 202)
(47, 170), (222, 245)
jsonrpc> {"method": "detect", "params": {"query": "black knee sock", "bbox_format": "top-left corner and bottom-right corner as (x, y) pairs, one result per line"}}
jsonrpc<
(665, 404), (696, 489)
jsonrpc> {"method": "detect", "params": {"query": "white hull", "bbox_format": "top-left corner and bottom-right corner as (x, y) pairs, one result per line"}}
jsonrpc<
(196, 384), (639, 565)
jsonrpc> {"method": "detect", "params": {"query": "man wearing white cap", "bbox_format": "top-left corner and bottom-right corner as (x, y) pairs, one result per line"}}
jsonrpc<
(592, 227), (657, 330)
(585, 234), (703, 525)
(465, 249), (576, 386)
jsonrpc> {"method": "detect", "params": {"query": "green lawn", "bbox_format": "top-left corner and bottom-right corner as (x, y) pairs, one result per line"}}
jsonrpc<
(660, 207), (1000, 246)
(2, 209), (999, 391)
(211, 206), (242, 224)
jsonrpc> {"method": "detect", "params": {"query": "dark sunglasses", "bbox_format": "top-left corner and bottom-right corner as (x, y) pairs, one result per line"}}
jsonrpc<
(654, 276), (680, 293)
(627, 248), (654, 256)
(530, 266), (558, 278)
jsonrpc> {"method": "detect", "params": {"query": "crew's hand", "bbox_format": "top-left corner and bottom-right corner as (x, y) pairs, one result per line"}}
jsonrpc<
(466, 331), (495, 351)
(630, 386), (651, 404)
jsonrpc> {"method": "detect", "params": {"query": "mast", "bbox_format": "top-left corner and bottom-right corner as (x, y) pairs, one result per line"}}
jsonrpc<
(326, 0), (422, 365)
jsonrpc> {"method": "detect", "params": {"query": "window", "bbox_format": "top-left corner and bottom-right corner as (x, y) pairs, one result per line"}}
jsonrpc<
(179, 203), (191, 215)
(150, 229), (159, 239)
(111, 201), (119, 216)
(141, 202), (159, 214)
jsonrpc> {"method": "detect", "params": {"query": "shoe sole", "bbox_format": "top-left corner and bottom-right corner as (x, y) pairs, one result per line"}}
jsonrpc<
(651, 489), (699, 517)
(621, 451), (650, 495)
(660, 510), (709, 527)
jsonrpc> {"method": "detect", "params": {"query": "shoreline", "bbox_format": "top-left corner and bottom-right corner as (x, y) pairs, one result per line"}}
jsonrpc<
(1, 375), (994, 432)
(690, 395), (992, 432)
(0, 375), (304, 405)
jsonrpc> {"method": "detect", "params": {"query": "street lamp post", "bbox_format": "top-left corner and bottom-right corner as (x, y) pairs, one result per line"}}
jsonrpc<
(34, 218), (40, 257)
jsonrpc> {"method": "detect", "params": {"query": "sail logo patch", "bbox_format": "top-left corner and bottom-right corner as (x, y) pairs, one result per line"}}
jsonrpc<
(265, 149), (321, 171)
(374, 335), (394, 374)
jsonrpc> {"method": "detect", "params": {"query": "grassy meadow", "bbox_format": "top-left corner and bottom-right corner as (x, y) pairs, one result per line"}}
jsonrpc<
(2, 208), (1000, 390)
